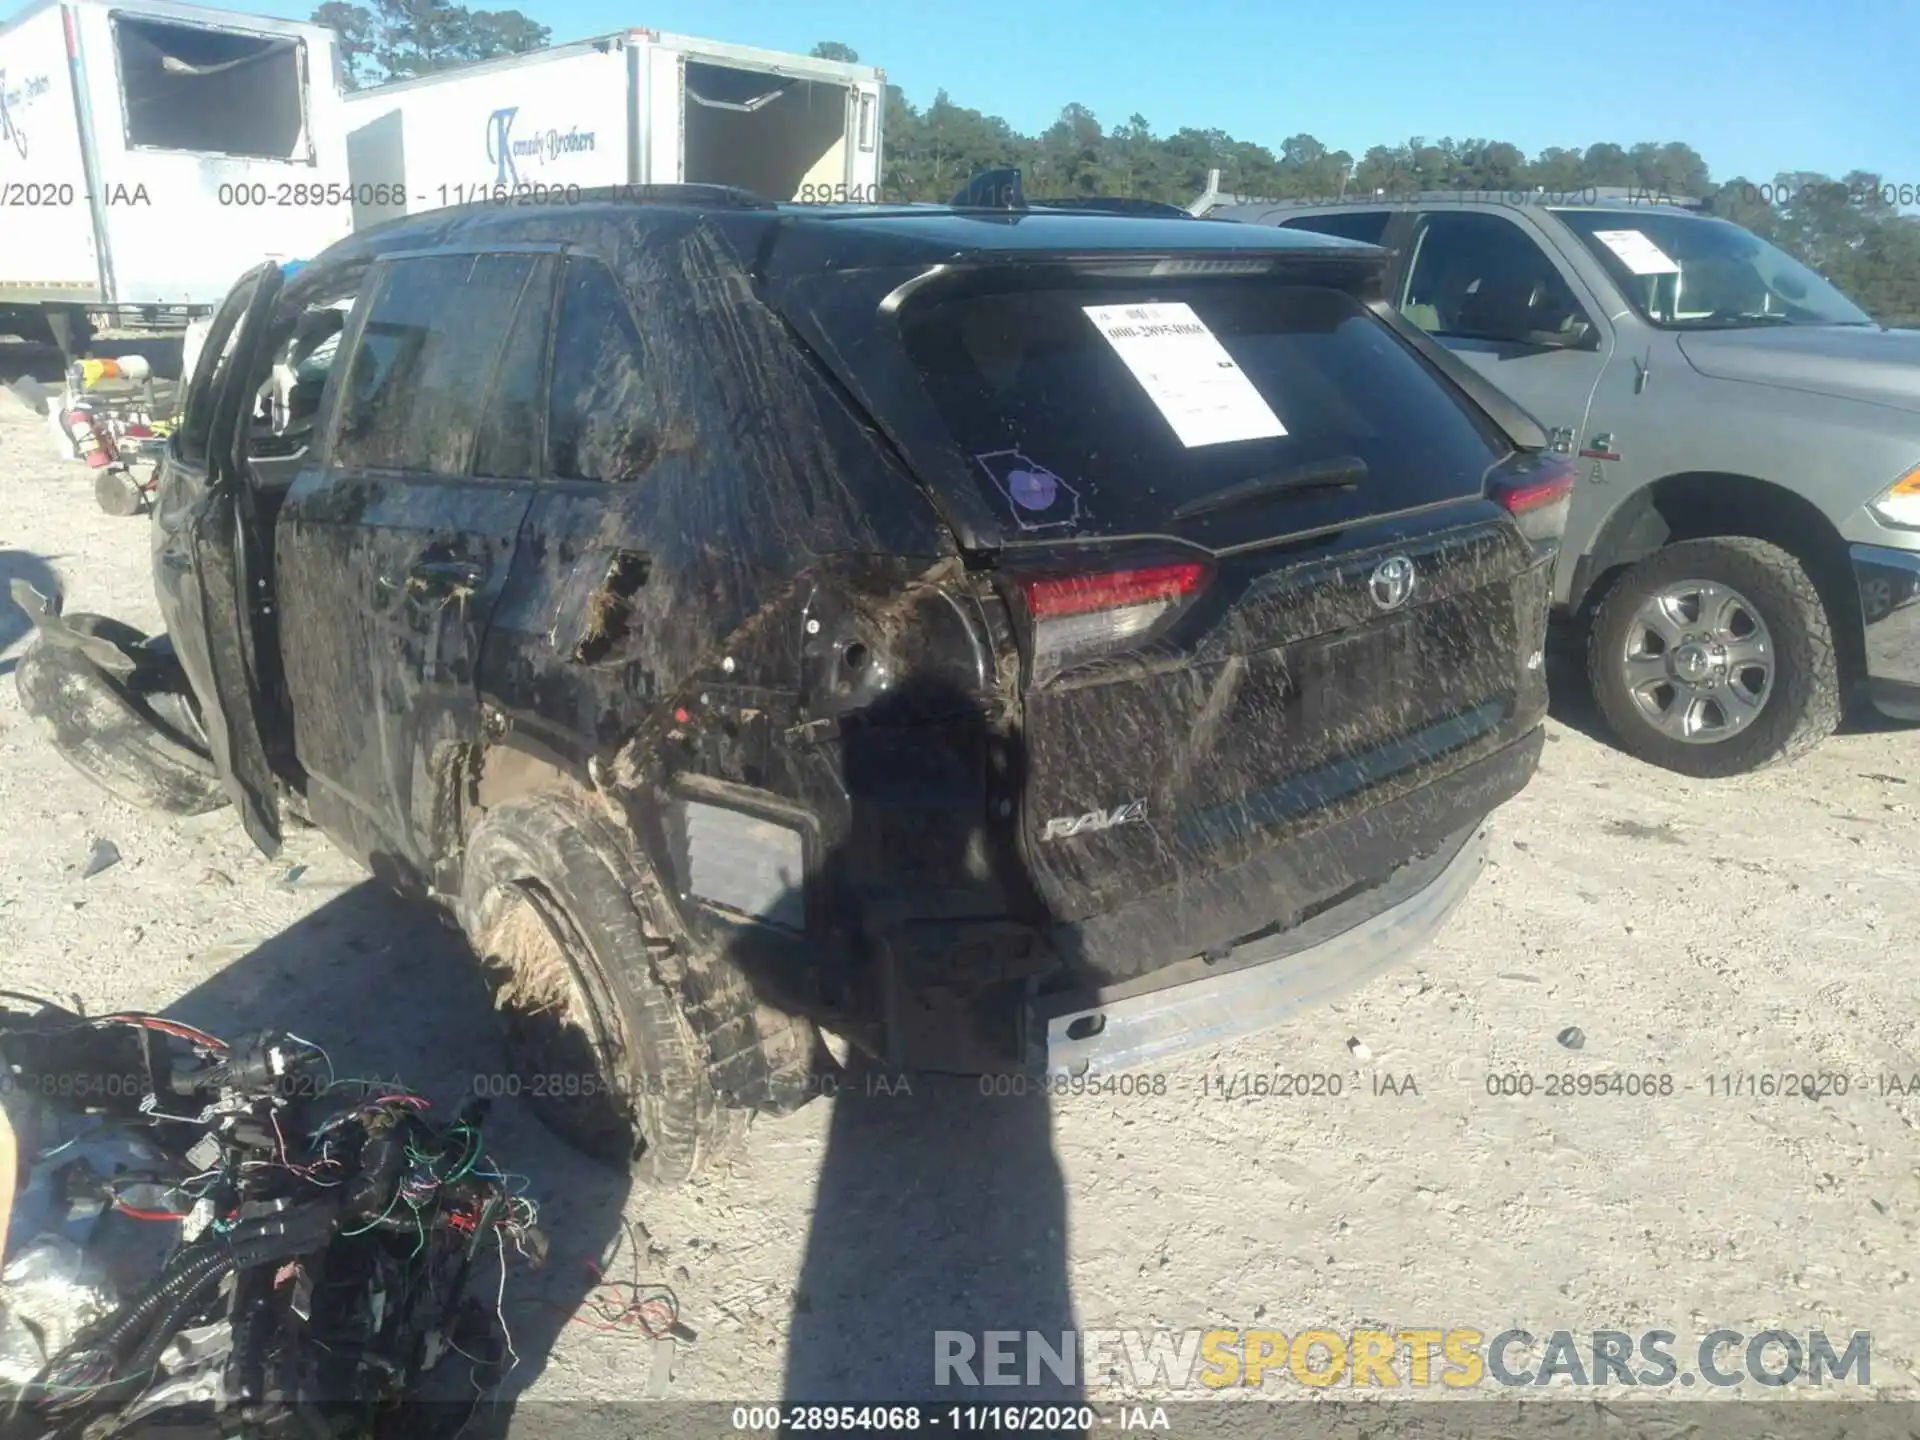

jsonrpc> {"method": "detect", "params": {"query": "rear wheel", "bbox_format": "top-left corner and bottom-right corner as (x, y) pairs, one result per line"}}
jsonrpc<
(458, 790), (815, 1186)
(1587, 537), (1840, 776)
(13, 615), (226, 815)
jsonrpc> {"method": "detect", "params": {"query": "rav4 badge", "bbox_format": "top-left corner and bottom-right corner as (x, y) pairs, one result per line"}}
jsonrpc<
(1042, 800), (1147, 840)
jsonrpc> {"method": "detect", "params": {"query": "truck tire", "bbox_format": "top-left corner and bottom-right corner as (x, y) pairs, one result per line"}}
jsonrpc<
(1587, 537), (1841, 777)
(458, 790), (816, 1186)
(13, 615), (226, 816)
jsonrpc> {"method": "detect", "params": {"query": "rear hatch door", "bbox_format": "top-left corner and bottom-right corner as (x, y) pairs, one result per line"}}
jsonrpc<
(896, 266), (1538, 946)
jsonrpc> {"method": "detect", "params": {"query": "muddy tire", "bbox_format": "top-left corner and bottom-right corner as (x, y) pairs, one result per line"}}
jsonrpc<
(13, 615), (226, 816)
(458, 790), (815, 1186)
(1587, 537), (1841, 778)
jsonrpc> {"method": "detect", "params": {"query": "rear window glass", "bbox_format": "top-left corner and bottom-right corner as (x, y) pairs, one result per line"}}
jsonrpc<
(900, 281), (1503, 537)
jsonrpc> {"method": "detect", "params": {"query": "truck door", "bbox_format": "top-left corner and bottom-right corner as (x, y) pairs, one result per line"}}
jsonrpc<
(1394, 209), (1615, 467)
(273, 249), (554, 878)
(151, 261), (287, 856)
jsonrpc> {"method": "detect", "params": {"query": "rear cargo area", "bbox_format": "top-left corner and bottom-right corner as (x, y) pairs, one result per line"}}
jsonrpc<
(682, 62), (847, 200)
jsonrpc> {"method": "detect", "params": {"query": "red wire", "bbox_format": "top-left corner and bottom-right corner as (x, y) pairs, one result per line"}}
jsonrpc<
(115, 1203), (190, 1222)
(100, 1014), (228, 1049)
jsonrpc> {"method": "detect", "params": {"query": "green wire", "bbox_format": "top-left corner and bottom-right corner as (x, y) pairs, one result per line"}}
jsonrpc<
(342, 1185), (404, 1236)
(445, 1125), (483, 1182)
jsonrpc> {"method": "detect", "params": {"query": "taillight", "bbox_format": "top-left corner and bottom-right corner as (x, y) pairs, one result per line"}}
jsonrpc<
(1489, 453), (1575, 553)
(1016, 561), (1210, 684)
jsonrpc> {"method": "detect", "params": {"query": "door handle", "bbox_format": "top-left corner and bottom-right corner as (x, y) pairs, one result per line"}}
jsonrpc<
(390, 557), (484, 601)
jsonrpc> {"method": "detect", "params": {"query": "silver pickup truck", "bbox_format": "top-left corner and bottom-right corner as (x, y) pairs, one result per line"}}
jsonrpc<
(1203, 184), (1920, 776)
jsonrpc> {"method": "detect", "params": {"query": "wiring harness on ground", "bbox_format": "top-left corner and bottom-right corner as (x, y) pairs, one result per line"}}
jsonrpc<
(0, 992), (547, 1440)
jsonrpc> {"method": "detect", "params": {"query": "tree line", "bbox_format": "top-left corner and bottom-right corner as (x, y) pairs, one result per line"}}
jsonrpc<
(304, 6), (1920, 326)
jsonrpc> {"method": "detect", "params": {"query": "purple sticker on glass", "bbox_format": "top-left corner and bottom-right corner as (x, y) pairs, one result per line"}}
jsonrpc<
(972, 449), (1082, 531)
(1008, 466), (1058, 510)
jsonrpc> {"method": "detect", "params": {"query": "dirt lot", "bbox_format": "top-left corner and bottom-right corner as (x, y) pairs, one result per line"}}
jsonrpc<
(1, 357), (1917, 1415)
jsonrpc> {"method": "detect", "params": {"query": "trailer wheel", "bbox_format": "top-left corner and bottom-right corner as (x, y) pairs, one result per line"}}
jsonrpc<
(94, 468), (147, 517)
(13, 615), (225, 816)
(459, 790), (816, 1186)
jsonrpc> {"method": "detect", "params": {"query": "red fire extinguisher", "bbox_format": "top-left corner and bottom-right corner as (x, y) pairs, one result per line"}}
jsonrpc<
(60, 403), (121, 470)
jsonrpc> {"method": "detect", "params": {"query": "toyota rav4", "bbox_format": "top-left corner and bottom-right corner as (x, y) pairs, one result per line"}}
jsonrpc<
(15, 181), (1564, 1183)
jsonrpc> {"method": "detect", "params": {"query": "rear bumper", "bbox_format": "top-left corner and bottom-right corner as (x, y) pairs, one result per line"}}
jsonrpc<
(1850, 544), (1920, 721)
(1023, 726), (1540, 1077)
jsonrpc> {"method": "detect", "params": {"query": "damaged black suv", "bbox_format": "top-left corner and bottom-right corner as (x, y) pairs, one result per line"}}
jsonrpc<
(17, 181), (1568, 1185)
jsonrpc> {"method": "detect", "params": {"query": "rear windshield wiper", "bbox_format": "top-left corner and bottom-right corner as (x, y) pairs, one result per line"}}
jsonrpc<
(1172, 456), (1366, 521)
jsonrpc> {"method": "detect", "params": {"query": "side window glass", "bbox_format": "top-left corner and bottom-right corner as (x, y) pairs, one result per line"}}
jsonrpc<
(1280, 210), (1392, 245)
(472, 255), (557, 480)
(247, 280), (362, 456)
(1401, 212), (1591, 345)
(332, 252), (536, 474)
(546, 259), (658, 483)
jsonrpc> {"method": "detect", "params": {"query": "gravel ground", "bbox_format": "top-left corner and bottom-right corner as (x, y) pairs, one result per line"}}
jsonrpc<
(1, 353), (1917, 1420)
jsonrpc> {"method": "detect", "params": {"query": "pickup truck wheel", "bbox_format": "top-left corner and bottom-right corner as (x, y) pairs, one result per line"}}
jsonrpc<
(459, 791), (813, 1186)
(13, 614), (227, 816)
(1587, 537), (1841, 777)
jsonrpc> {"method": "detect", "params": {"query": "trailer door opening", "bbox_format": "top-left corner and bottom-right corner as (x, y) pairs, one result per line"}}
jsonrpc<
(112, 16), (308, 159)
(682, 61), (848, 201)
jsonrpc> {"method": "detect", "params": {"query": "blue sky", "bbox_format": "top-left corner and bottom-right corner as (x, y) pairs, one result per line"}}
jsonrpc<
(256, 0), (1915, 189)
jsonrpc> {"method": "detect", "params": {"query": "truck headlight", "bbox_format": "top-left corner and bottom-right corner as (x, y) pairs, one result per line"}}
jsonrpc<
(1868, 463), (1920, 530)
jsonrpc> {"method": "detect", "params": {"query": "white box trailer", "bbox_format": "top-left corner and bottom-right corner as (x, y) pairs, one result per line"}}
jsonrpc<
(0, 0), (354, 349)
(340, 30), (885, 230)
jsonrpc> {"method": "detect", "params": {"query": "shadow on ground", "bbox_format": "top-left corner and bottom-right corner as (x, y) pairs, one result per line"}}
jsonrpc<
(722, 672), (1084, 1417)
(0, 550), (62, 678)
(159, 879), (633, 1435)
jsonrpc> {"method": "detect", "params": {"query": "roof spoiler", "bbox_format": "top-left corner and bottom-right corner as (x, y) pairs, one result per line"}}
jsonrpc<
(1188, 168), (1223, 217)
(949, 168), (1195, 218)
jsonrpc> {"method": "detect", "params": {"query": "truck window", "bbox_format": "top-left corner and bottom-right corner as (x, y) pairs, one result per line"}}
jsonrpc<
(1400, 211), (1593, 345)
(112, 17), (308, 160)
(331, 253), (538, 476)
(1280, 211), (1393, 245)
(546, 260), (660, 484)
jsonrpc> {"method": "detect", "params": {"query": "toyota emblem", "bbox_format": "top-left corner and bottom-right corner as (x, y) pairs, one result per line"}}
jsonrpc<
(1369, 555), (1416, 611)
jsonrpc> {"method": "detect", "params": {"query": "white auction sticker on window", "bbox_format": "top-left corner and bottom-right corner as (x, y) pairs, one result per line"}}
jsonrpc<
(1591, 229), (1682, 276)
(1082, 302), (1286, 448)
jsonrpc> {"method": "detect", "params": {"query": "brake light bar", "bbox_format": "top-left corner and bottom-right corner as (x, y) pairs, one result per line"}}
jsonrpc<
(1017, 562), (1212, 685)
(1020, 563), (1209, 619)
(1495, 471), (1575, 515)
(1489, 454), (1575, 551)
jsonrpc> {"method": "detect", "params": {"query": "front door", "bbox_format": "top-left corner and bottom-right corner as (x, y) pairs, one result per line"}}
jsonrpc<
(151, 261), (287, 855)
(1394, 208), (1616, 467)
(274, 249), (557, 878)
